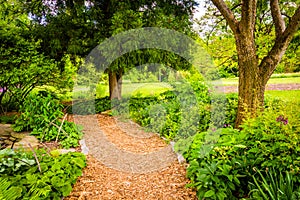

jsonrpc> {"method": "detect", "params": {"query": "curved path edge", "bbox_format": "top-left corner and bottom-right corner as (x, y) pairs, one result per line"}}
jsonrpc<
(74, 115), (177, 174)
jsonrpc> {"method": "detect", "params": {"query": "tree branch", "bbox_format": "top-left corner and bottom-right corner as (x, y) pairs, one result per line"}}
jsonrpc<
(240, 0), (257, 32)
(211, 0), (239, 33)
(270, 0), (286, 38)
(259, 6), (300, 83)
(28, 143), (41, 173)
(204, 18), (226, 45)
(56, 113), (68, 142)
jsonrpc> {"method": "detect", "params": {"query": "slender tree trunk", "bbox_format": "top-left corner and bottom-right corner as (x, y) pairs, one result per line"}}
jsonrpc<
(108, 70), (122, 100)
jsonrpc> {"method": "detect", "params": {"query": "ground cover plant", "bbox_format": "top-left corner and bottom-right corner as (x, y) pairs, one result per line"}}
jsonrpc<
(0, 148), (86, 200)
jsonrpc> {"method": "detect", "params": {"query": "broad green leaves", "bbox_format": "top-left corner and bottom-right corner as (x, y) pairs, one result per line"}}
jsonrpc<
(13, 93), (83, 148)
(0, 149), (86, 199)
(184, 99), (300, 199)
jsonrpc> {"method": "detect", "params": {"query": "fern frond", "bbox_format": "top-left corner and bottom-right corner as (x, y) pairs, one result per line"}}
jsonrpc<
(0, 177), (22, 200)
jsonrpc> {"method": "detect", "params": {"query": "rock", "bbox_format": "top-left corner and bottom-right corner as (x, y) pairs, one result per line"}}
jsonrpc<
(4, 139), (13, 145)
(0, 123), (12, 129)
(10, 132), (29, 139)
(0, 124), (13, 137)
(0, 131), (11, 137)
(79, 139), (89, 155)
(170, 141), (186, 163)
(13, 136), (40, 150)
(57, 148), (76, 154)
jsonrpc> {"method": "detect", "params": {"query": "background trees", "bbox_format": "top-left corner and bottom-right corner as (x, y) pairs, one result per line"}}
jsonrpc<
(2, 0), (300, 128)
(0, 0), (63, 111)
(199, 0), (300, 75)
(24, 0), (197, 100)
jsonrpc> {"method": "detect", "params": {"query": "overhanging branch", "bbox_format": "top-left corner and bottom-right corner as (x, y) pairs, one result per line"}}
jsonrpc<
(240, 0), (257, 32)
(259, 6), (300, 81)
(211, 0), (239, 33)
(270, 0), (286, 38)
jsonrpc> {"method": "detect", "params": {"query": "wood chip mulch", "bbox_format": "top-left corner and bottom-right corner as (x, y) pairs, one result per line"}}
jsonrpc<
(64, 114), (197, 200)
(65, 155), (197, 200)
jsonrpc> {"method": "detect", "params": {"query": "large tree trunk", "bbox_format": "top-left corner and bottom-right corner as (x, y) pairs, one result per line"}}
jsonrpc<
(108, 70), (122, 100)
(234, 33), (264, 128)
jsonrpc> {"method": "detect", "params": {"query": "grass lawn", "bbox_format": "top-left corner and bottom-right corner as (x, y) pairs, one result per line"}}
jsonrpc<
(50, 73), (300, 101)
(265, 90), (300, 102)
(125, 82), (171, 97)
(96, 82), (172, 98)
(217, 73), (300, 86)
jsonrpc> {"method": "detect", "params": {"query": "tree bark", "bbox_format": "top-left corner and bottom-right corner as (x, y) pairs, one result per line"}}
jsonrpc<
(108, 70), (122, 100)
(234, 30), (263, 127)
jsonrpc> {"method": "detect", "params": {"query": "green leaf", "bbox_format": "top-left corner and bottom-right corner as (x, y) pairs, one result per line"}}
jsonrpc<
(204, 190), (215, 198)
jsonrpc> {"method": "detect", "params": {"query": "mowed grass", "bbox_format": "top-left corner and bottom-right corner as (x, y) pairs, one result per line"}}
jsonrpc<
(96, 82), (172, 98)
(218, 73), (300, 86)
(128, 83), (171, 97)
(265, 90), (300, 102)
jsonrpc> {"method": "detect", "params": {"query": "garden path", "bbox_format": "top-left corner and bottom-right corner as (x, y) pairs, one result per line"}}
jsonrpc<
(65, 114), (197, 200)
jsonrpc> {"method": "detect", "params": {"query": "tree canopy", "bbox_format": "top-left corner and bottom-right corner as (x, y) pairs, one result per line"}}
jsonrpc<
(21, 0), (198, 99)
(197, 0), (300, 76)
(0, 0), (65, 111)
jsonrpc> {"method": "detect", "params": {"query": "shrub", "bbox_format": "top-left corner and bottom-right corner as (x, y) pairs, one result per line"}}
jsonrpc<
(67, 96), (111, 115)
(13, 93), (83, 148)
(182, 100), (300, 199)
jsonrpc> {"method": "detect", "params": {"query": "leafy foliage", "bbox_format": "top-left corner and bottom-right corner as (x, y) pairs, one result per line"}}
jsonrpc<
(112, 73), (238, 141)
(0, 177), (22, 200)
(0, 114), (16, 124)
(0, 149), (86, 200)
(13, 93), (83, 148)
(0, 149), (35, 175)
(249, 168), (300, 200)
(0, 0), (76, 113)
(67, 96), (112, 115)
(182, 100), (300, 199)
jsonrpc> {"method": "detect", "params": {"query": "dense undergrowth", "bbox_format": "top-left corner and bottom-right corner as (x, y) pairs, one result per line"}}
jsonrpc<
(0, 149), (86, 200)
(179, 100), (300, 199)
(0, 91), (86, 200)
(13, 92), (83, 149)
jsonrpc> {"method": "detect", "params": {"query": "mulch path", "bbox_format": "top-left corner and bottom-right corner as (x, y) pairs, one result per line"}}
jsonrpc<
(64, 114), (197, 200)
(65, 156), (196, 200)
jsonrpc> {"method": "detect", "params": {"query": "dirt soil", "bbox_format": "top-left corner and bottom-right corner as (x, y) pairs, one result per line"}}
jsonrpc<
(64, 114), (197, 200)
